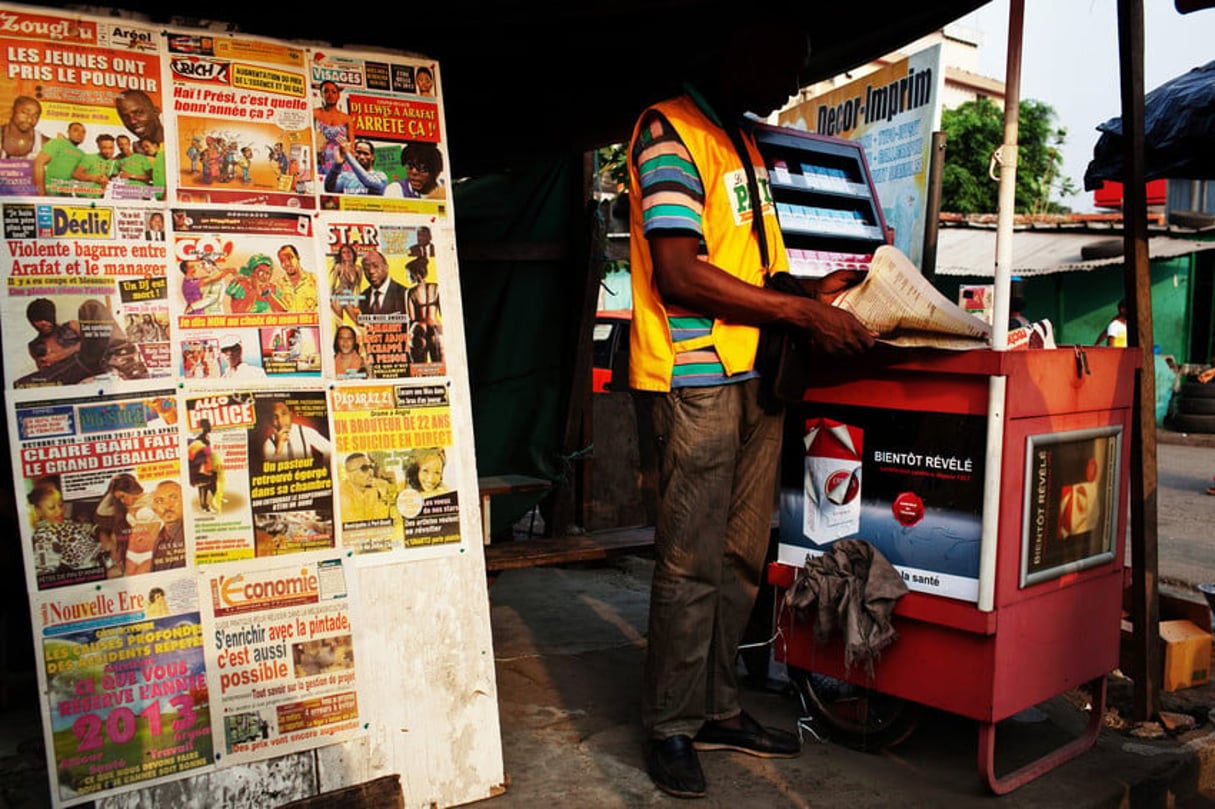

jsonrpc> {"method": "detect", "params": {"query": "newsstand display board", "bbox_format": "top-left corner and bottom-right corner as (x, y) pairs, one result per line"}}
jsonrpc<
(0, 3), (502, 808)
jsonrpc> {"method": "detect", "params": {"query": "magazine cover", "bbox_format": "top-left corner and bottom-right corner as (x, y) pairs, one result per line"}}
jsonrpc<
(310, 50), (448, 215)
(0, 7), (165, 200)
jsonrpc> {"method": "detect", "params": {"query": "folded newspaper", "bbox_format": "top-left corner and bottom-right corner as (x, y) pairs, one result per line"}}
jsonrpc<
(829, 245), (1053, 350)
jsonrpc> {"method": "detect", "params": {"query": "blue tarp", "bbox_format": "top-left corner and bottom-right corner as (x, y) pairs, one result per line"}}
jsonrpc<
(1084, 60), (1215, 189)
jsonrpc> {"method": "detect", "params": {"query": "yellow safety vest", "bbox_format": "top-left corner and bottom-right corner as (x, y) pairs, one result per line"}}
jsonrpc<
(627, 95), (787, 392)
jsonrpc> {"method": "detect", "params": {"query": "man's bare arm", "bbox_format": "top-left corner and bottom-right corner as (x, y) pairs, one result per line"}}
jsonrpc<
(649, 234), (875, 357)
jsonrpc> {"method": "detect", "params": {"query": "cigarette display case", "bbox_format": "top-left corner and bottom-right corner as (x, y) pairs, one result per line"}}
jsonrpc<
(753, 123), (888, 278)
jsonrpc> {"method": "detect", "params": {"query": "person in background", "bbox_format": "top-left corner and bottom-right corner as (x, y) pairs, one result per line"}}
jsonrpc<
(261, 399), (333, 466)
(92, 473), (146, 577)
(1008, 294), (1030, 330)
(387, 141), (445, 199)
(277, 244), (319, 312)
(340, 452), (394, 522)
(333, 324), (368, 377)
(325, 138), (388, 195)
(145, 212), (166, 241)
(149, 481), (185, 571)
(330, 244), (362, 322)
(114, 89), (164, 147)
(119, 138), (155, 187)
(218, 335), (267, 379)
(415, 66), (434, 96)
(406, 449), (448, 497)
(314, 80), (351, 177)
(1095, 299), (1128, 347)
(406, 256), (442, 362)
(17, 297), (85, 386)
(627, 21), (875, 799)
(0, 95), (44, 158)
(188, 419), (218, 513)
(70, 133), (118, 195)
(358, 250), (407, 315)
(146, 587), (170, 617)
(32, 121), (86, 195)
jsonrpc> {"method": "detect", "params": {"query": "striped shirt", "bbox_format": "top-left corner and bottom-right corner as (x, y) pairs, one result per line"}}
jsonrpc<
(632, 110), (756, 388)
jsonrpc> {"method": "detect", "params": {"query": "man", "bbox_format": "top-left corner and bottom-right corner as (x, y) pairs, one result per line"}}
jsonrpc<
(150, 481), (185, 571)
(409, 226), (435, 259)
(277, 244), (319, 312)
(339, 452), (394, 523)
(1, 95), (45, 158)
(145, 212), (166, 241)
(358, 250), (407, 315)
(628, 23), (875, 799)
(17, 298), (86, 386)
(262, 400), (333, 467)
(115, 89), (164, 146)
(387, 141), (444, 199)
(119, 138), (155, 187)
(32, 122), (86, 195)
(1095, 299), (1128, 347)
(72, 133), (119, 195)
(219, 335), (266, 379)
(324, 138), (387, 195)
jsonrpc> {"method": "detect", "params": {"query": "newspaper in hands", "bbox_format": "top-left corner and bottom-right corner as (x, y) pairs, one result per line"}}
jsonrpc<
(829, 245), (992, 350)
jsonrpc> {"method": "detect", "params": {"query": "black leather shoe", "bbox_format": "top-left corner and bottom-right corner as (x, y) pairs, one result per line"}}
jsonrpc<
(645, 735), (706, 799)
(693, 711), (800, 758)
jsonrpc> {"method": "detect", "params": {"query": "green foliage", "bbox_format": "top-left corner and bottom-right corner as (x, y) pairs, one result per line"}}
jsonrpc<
(595, 143), (629, 193)
(940, 97), (1078, 214)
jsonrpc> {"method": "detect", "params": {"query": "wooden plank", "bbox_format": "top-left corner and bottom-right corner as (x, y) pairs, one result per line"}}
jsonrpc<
(485, 526), (654, 572)
(478, 474), (552, 497)
(280, 775), (403, 809)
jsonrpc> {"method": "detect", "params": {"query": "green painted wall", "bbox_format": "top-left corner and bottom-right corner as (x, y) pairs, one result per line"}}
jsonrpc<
(934, 252), (1203, 363)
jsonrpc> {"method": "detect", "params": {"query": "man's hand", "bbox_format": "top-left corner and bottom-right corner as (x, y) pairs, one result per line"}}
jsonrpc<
(812, 269), (866, 303)
(788, 296), (876, 358)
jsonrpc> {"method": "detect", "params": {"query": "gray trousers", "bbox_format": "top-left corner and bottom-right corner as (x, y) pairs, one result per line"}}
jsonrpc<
(641, 378), (783, 739)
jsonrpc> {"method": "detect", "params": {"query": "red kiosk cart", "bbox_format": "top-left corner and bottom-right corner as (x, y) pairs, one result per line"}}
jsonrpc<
(766, 346), (1138, 793)
(752, 6), (1141, 786)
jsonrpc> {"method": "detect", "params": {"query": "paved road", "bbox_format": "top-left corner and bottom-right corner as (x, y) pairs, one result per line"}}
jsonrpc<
(1156, 440), (1215, 588)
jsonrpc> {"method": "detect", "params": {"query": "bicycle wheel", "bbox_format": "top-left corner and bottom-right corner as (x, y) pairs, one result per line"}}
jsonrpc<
(788, 666), (921, 752)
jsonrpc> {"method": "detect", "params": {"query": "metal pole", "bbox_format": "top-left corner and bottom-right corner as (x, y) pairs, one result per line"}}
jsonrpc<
(920, 131), (947, 280)
(990, 0), (1024, 351)
(976, 0), (1024, 613)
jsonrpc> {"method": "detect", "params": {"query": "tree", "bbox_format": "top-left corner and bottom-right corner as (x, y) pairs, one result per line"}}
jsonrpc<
(940, 97), (1078, 215)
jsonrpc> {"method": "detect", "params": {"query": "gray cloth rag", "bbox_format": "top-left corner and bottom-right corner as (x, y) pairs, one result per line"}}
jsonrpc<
(784, 539), (909, 677)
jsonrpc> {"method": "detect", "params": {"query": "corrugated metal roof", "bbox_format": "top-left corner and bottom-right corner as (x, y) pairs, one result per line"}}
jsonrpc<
(934, 228), (1215, 276)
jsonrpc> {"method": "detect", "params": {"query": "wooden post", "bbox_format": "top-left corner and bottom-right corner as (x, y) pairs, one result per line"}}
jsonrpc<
(1117, 0), (1162, 722)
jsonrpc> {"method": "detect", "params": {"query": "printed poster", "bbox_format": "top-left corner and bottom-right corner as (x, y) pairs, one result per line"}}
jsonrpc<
(3, 200), (173, 393)
(170, 208), (321, 382)
(310, 49), (447, 215)
(777, 402), (987, 601)
(0, 7), (165, 200)
(201, 554), (361, 766)
(34, 570), (212, 805)
(184, 389), (334, 564)
(12, 389), (183, 591)
(330, 383), (458, 553)
(166, 31), (313, 208)
(777, 44), (944, 266)
(322, 213), (445, 379)
(1022, 426), (1121, 585)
